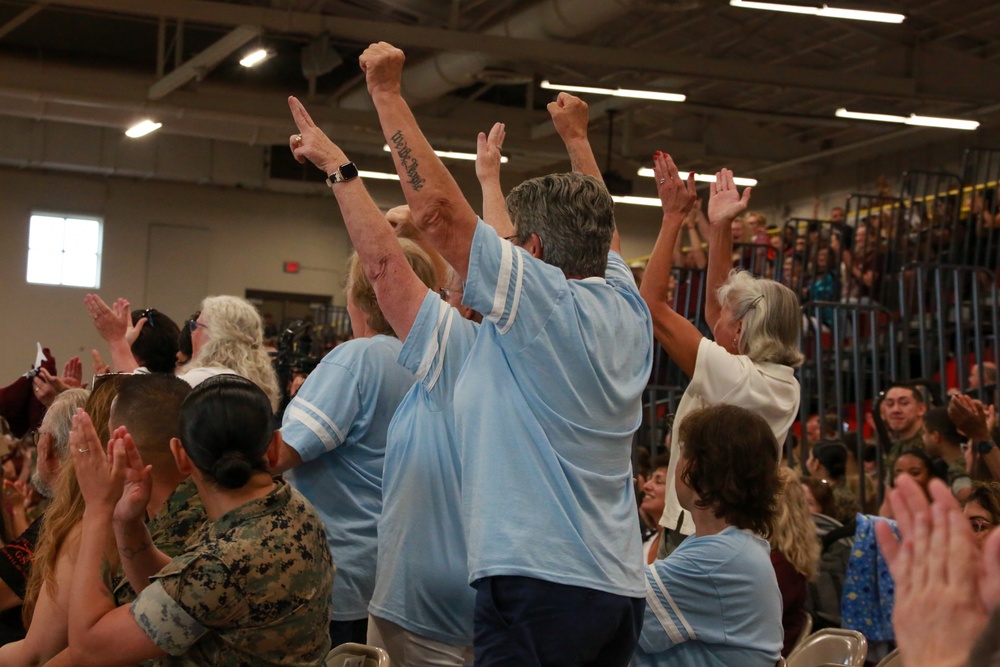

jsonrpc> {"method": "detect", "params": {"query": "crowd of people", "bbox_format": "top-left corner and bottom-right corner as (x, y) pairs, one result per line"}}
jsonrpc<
(0, 40), (996, 667)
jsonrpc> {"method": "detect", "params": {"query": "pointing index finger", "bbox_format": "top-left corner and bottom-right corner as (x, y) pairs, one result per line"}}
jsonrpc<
(288, 96), (316, 132)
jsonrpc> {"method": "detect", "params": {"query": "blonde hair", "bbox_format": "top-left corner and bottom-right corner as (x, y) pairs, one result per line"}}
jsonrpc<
(717, 269), (804, 368)
(188, 296), (281, 410)
(769, 467), (821, 580)
(23, 376), (125, 625)
(345, 238), (437, 337)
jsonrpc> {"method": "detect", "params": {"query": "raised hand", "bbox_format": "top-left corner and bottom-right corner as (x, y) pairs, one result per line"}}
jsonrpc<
(91, 349), (110, 376)
(359, 41), (406, 98)
(84, 294), (128, 343)
(287, 96), (347, 177)
(652, 151), (697, 225)
(110, 426), (153, 525)
(118, 299), (147, 345)
(948, 394), (991, 441)
(547, 92), (589, 143)
(68, 409), (124, 511)
(32, 371), (59, 407)
(475, 122), (505, 184)
(62, 356), (83, 388)
(707, 168), (752, 225)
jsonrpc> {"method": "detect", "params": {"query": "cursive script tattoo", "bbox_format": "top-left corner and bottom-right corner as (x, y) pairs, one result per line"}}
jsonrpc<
(390, 130), (426, 191)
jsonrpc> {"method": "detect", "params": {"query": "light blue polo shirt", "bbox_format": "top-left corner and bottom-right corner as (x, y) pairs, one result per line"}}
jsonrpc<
(281, 335), (415, 621)
(454, 218), (652, 598)
(369, 290), (479, 645)
(632, 526), (783, 667)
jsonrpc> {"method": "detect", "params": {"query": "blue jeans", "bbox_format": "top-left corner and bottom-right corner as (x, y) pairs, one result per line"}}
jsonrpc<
(474, 575), (644, 667)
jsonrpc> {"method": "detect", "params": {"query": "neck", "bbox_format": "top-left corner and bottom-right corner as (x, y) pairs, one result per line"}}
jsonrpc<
(146, 476), (186, 518)
(195, 472), (276, 522)
(895, 423), (922, 440)
(941, 442), (964, 463)
(690, 504), (731, 537)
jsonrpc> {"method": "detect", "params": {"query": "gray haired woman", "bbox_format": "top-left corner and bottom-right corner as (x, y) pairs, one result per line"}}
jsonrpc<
(639, 153), (803, 545)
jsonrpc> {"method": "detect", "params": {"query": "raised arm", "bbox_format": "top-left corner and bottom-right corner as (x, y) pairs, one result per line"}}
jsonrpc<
(638, 152), (703, 378)
(475, 122), (515, 238)
(288, 96), (431, 342)
(361, 43), (478, 279)
(546, 92), (622, 255)
(83, 296), (141, 373)
(705, 169), (751, 330)
(684, 205), (707, 270)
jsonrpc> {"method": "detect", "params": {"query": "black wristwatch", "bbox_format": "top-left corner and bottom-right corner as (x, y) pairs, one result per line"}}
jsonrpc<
(326, 162), (359, 187)
(975, 441), (996, 455)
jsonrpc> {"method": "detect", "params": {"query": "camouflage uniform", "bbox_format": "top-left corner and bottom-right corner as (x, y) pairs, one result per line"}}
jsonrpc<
(114, 477), (206, 606)
(129, 479), (335, 666)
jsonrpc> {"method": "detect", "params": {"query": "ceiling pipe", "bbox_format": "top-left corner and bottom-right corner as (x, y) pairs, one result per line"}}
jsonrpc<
(338, 0), (634, 110)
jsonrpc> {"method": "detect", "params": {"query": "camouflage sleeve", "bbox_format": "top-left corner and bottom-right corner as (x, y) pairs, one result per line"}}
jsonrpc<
(131, 553), (247, 654)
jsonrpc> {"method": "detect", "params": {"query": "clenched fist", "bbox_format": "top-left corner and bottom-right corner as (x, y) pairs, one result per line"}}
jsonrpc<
(359, 42), (406, 98)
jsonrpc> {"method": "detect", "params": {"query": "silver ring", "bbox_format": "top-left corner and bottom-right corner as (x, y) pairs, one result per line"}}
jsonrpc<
(294, 134), (303, 143)
(659, 179), (666, 184)
(78, 448), (89, 453)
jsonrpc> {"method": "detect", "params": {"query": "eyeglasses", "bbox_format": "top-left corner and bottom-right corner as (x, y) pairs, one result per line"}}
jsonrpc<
(970, 517), (995, 533)
(138, 308), (157, 328)
(438, 287), (463, 301)
(32, 431), (44, 446)
(504, 235), (519, 243)
(187, 319), (209, 333)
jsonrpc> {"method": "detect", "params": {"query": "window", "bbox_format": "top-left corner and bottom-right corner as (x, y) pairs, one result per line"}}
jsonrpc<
(26, 213), (103, 288)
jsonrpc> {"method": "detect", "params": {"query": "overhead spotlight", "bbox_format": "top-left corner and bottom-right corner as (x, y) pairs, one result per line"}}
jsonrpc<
(125, 120), (162, 138)
(835, 108), (979, 131)
(611, 196), (663, 207)
(540, 80), (685, 103)
(729, 1), (905, 23)
(240, 48), (269, 68)
(382, 144), (508, 163)
(358, 170), (401, 181)
(637, 167), (758, 187)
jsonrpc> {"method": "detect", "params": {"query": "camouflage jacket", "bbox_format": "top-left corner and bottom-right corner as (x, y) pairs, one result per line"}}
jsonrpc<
(129, 479), (335, 667)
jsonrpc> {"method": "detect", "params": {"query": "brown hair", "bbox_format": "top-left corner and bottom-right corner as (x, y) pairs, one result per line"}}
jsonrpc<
(802, 476), (837, 517)
(678, 404), (782, 537)
(966, 481), (1000, 524)
(23, 374), (126, 625)
(345, 238), (437, 337)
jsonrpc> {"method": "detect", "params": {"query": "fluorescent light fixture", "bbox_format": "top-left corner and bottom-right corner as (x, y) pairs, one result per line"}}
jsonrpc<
(730, 1), (905, 23)
(611, 196), (663, 207)
(239, 48), (269, 68)
(358, 170), (400, 181)
(835, 108), (979, 131)
(637, 167), (758, 188)
(125, 120), (162, 138)
(540, 80), (686, 103)
(383, 144), (508, 163)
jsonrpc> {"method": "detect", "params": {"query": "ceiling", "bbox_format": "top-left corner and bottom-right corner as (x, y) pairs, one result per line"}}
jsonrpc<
(0, 0), (998, 191)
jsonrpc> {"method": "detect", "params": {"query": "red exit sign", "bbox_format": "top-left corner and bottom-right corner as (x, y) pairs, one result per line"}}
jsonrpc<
(283, 261), (300, 274)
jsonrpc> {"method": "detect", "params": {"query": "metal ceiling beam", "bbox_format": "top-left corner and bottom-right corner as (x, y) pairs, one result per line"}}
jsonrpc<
(46, 0), (993, 103)
(0, 1), (50, 40)
(148, 24), (259, 100)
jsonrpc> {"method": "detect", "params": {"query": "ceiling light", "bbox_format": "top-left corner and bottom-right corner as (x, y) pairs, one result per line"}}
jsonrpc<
(730, 1), (905, 23)
(611, 196), (663, 207)
(125, 120), (162, 138)
(835, 108), (979, 131)
(383, 145), (508, 163)
(239, 48), (269, 68)
(358, 170), (400, 181)
(637, 167), (758, 187)
(540, 80), (685, 103)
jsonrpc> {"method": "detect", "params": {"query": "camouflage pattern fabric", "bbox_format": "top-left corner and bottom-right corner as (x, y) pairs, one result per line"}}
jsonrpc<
(114, 477), (207, 607)
(129, 479), (335, 666)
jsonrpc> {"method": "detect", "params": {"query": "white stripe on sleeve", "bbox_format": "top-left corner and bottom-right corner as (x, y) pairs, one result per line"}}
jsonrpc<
(644, 570), (685, 645)
(649, 563), (698, 641)
(488, 240), (514, 324)
(497, 247), (523, 335)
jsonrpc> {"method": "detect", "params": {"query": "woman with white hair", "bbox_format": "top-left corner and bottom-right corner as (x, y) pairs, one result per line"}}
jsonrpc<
(180, 296), (281, 410)
(639, 152), (803, 547)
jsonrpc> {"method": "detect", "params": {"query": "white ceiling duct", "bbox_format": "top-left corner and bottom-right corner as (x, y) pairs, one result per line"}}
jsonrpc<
(338, 0), (633, 109)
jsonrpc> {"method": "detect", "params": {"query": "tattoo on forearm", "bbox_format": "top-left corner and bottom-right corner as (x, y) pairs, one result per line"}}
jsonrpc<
(118, 525), (154, 561)
(99, 557), (115, 601)
(390, 130), (426, 191)
(119, 539), (153, 561)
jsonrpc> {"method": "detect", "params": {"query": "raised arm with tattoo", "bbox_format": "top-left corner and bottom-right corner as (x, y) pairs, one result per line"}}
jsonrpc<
(546, 92), (622, 255)
(638, 152), (702, 377)
(475, 121), (515, 238)
(288, 95), (428, 342)
(360, 42), (478, 279)
(704, 169), (752, 329)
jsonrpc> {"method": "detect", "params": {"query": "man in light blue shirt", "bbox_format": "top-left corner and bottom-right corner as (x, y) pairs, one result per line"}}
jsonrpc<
(632, 404), (783, 667)
(360, 42), (651, 666)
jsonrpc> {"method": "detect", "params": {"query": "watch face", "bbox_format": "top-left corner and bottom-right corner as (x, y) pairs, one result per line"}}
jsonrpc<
(978, 441), (995, 454)
(340, 162), (359, 181)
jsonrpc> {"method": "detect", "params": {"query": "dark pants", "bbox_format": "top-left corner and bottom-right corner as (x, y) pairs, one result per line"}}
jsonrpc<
(329, 617), (369, 648)
(473, 575), (644, 667)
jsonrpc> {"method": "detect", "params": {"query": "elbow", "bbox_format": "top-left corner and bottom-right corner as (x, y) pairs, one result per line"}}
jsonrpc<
(410, 195), (456, 239)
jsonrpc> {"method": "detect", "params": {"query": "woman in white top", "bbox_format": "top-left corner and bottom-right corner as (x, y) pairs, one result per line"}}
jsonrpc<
(639, 153), (803, 541)
(180, 296), (281, 410)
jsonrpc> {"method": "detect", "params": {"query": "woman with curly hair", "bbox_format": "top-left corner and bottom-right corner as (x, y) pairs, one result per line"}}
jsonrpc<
(181, 296), (281, 410)
(770, 468), (821, 656)
(963, 481), (1000, 547)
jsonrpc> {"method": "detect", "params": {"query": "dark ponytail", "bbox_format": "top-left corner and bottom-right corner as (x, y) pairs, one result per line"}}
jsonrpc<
(179, 374), (273, 490)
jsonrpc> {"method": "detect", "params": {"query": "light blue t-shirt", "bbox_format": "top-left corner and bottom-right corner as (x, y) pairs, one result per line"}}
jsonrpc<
(369, 290), (479, 645)
(632, 527), (783, 667)
(281, 335), (415, 621)
(454, 218), (652, 598)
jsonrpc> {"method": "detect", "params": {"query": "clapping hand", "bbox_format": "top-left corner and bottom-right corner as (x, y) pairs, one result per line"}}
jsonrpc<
(707, 168), (752, 225)
(652, 151), (697, 226)
(110, 427), (153, 526)
(69, 409), (124, 512)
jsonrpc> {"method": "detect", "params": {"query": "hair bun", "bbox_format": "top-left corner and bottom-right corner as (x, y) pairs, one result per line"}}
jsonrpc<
(211, 451), (254, 489)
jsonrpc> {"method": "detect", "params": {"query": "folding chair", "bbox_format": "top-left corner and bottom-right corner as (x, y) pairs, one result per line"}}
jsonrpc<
(325, 642), (391, 667)
(786, 628), (867, 667)
(875, 648), (902, 667)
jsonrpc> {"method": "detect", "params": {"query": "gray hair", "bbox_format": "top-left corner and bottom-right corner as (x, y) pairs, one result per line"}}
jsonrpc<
(505, 172), (614, 278)
(40, 388), (90, 458)
(717, 270), (804, 368)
